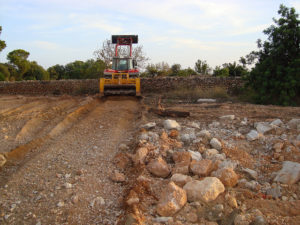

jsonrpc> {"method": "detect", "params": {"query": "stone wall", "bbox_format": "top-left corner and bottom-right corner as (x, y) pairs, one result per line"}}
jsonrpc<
(0, 77), (244, 95)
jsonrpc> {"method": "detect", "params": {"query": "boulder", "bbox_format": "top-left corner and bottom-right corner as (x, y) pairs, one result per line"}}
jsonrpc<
(287, 118), (300, 129)
(169, 129), (179, 139)
(148, 131), (159, 143)
(142, 122), (156, 129)
(203, 149), (219, 159)
(119, 144), (128, 151)
(171, 174), (193, 187)
(157, 182), (187, 216)
(188, 150), (202, 161)
(163, 119), (181, 130)
(274, 161), (300, 184)
(211, 153), (226, 161)
(218, 159), (239, 170)
(114, 153), (131, 170)
(190, 159), (213, 176)
(212, 168), (238, 187)
(246, 130), (259, 141)
(147, 157), (170, 178)
(111, 170), (126, 182)
(255, 122), (273, 134)
(220, 115), (235, 120)
(266, 186), (281, 198)
(172, 163), (190, 175)
(126, 190), (139, 206)
(270, 119), (283, 127)
(273, 142), (284, 152)
(189, 122), (200, 129)
(183, 177), (225, 202)
(242, 168), (258, 180)
(210, 138), (222, 150)
(197, 99), (216, 103)
(197, 130), (211, 139)
(172, 151), (191, 165)
(133, 147), (148, 164)
(139, 132), (149, 141)
(180, 128), (196, 143)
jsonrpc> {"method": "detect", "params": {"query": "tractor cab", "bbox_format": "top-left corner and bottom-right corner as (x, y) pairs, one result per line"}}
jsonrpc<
(112, 57), (136, 71)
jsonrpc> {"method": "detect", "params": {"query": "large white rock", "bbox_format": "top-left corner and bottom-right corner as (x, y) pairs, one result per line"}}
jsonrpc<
(133, 147), (148, 164)
(163, 119), (181, 130)
(188, 150), (202, 161)
(203, 149), (219, 159)
(157, 182), (187, 216)
(189, 122), (200, 129)
(255, 122), (273, 134)
(270, 119), (283, 127)
(246, 130), (259, 141)
(197, 130), (211, 139)
(147, 157), (170, 178)
(183, 177), (225, 203)
(148, 131), (159, 143)
(171, 174), (193, 187)
(218, 159), (239, 170)
(210, 138), (222, 150)
(197, 99), (216, 103)
(139, 133), (149, 141)
(180, 128), (196, 143)
(274, 161), (300, 184)
(287, 118), (300, 129)
(242, 168), (258, 180)
(142, 122), (156, 129)
(219, 115), (235, 120)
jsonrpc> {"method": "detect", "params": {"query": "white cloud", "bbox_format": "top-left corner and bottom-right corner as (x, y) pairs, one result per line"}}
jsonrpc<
(31, 41), (60, 50)
(290, 1), (300, 11)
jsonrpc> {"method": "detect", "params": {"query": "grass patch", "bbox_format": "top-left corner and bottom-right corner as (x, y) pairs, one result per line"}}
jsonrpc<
(162, 86), (229, 101)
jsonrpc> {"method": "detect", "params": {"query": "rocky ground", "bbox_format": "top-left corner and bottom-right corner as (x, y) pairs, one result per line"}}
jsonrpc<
(117, 98), (300, 225)
(0, 95), (300, 225)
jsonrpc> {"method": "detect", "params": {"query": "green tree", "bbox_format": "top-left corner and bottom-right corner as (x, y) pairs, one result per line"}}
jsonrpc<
(0, 26), (6, 53)
(170, 64), (181, 76)
(194, 59), (210, 75)
(213, 66), (229, 77)
(47, 64), (66, 80)
(222, 62), (248, 77)
(7, 49), (30, 80)
(0, 63), (10, 80)
(23, 61), (49, 80)
(64, 60), (86, 79)
(84, 59), (105, 79)
(145, 63), (158, 77)
(247, 5), (300, 105)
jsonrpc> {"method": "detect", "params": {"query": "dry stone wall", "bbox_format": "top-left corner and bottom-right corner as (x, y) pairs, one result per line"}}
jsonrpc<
(0, 77), (243, 95)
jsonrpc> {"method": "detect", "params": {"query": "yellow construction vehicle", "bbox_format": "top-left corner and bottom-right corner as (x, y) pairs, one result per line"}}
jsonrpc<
(100, 35), (141, 96)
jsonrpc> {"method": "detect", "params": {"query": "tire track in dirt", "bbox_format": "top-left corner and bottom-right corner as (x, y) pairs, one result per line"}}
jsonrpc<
(0, 96), (141, 225)
(0, 99), (48, 118)
(2, 97), (100, 163)
(15, 99), (79, 143)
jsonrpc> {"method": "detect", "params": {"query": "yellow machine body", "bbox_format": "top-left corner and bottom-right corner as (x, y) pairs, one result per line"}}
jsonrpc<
(99, 73), (141, 96)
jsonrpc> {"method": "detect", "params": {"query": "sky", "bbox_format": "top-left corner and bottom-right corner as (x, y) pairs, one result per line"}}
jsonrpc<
(0, 0), (299, 69)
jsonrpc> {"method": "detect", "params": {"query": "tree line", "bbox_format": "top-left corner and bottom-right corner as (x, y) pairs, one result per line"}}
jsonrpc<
(0, 4), (299, 105)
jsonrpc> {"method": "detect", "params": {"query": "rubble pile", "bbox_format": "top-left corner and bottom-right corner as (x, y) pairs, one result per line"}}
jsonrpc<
(115, 116), (300, 225)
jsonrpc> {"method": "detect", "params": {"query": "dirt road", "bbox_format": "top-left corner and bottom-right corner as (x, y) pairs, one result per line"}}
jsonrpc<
(0, 95), (141, 225)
